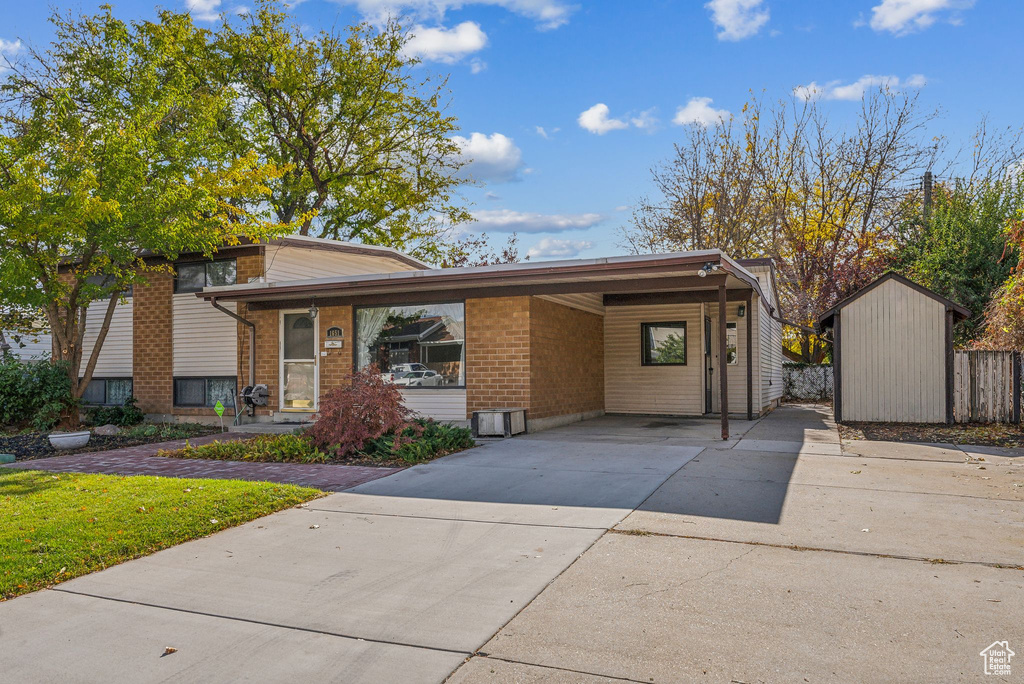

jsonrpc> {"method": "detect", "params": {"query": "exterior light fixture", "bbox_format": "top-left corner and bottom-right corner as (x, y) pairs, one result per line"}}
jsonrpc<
(738, 304), (746, 318)
(697, 261), (720, 278)
(308, 301), (319, 320)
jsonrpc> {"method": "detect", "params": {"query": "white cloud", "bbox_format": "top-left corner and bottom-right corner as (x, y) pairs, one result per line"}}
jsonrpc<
(403, 22), (487, 63)
(527, 238), (594, 259)
(706, 0), (769, 41)
(631, 108), (660, 132)
(451, 132), (523, 183)
(485, 191), (501, 200)
(469, 57), (487, 73)
(793, 73), (927, 101)
(535, 125), (560, 139)
(185, 0), (222, 21)
(614, 205), (630, 212)
(0, 39), (23, 73)
(468, 209), (603, 233)
(331, 0), (576, 30)
(672, 97), (729, 126)
(578, 103), (630, 135)
(868, 0), (975, 35)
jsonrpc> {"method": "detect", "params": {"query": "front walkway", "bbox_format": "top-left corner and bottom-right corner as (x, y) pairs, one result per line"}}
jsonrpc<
(2, 433), (402, 491)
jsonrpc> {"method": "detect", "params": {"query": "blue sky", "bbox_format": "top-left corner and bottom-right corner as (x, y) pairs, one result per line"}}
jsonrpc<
(3, 0), (1021, 260)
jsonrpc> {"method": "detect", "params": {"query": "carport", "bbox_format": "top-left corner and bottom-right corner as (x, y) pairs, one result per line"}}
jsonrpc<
(200, 249), (785, 439)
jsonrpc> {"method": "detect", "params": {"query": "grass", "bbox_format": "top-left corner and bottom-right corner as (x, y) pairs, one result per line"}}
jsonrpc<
(0, 470), (322, 600)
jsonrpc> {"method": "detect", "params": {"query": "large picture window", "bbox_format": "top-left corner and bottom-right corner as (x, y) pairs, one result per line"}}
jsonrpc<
(642, 322), (687, 366)
(175, 259), (237, 293)
(356, 303), (465, 388)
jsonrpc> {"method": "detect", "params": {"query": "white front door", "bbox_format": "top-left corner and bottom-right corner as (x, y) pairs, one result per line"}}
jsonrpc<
(280, 311), (318, 411)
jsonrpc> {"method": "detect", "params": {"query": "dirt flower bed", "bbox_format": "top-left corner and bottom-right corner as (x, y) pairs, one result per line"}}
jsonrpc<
(0, 423), (221, 461)
(839, 421), (1024, 448)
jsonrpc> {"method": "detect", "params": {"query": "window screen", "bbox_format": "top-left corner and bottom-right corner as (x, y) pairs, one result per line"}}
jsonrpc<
(81, 378), (134, 405)
(174, 377), (236, 407)
(81, 380), (107, 405)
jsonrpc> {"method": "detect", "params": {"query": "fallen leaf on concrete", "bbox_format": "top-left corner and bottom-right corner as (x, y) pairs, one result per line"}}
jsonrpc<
(162, 647), (177, 656)
(850, 470), (862, 474)
(861, 528), (870, 532)
(309, 524), (320, 529)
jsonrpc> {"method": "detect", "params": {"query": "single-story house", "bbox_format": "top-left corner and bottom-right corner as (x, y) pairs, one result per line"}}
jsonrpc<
(9, 237), (785, 438)
(817, 272), (970, 424)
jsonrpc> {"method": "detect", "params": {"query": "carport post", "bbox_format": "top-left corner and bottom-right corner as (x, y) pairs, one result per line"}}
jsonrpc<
(719, 285), (729, 440)
(746, 292), (753, 421)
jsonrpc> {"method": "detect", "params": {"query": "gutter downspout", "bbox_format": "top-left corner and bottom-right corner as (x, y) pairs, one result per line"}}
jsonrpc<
(210, 298), (255, 389)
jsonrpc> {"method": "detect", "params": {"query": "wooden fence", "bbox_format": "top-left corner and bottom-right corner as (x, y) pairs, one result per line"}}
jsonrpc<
(953, 350), (1022, 423)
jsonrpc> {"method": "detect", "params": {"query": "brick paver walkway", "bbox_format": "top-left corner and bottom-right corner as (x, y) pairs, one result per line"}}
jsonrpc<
(1, 432), (402, 491)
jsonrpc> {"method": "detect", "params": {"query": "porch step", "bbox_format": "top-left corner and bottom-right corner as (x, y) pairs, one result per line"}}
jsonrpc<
(228, 422), (312, 435)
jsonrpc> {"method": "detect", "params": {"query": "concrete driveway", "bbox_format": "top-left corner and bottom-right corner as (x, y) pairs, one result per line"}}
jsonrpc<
(0, 429), (702, 683)
(455, 406), (1024, 683)
(3, 406), (1022, 682)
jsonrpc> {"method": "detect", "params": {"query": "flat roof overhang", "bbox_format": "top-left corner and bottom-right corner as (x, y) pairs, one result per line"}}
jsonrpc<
(197, 249), (770, 310)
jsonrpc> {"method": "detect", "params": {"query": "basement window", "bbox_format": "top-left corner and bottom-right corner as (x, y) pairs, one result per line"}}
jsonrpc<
(174, 377), (237, 408)
(642, 322), (687, 366)
(81, 378), (133, 406)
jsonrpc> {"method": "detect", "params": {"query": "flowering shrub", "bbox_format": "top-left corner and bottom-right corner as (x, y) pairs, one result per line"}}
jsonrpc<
(307, 364), (420, 457)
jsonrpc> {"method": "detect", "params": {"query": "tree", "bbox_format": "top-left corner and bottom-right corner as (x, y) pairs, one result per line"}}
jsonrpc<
(895, 179), (1022, 343)
(216, 0), (469, 264)
(0, 8), (288, 411)
(978, 215), (1024, 349)
(439, 233), (526, 268)
(624, 89), (938, 361)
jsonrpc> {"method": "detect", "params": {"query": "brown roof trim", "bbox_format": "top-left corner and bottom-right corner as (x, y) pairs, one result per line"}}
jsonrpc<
(735, 257), (774, 267)
(201, 252), (749, 302)
(817, 272), (971, 330)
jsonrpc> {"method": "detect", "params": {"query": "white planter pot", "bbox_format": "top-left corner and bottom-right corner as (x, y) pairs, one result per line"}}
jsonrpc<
(48, 431), (91, 450)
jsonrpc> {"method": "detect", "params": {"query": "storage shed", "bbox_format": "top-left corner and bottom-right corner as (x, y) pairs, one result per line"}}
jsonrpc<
(817, 273), (970, 424)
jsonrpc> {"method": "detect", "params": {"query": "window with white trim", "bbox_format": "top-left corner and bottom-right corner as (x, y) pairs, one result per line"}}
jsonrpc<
(726, 322), (738, 365)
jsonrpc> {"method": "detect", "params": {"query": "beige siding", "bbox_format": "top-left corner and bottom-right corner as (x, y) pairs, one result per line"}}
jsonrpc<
(536, 293), (605, 316)
(706, 301), (752, 415)
(3, 327), (51, 361)
(604, 303), (702, 415)
(264, 246), (419, 282)
(840, 279), (946, 423)
(172, 295), (237, 376)
(401, 389), (467, 423)
(80, 299), (133, 377)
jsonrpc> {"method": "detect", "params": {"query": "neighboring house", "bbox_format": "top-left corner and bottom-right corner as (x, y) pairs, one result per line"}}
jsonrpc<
(196, 249), (784, 435)
(3, 236), (426, 421)
(817, 272), (970, 424)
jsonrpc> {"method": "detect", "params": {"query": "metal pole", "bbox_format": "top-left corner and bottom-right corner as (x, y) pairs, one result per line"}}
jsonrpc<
(719, 284), (729, 440)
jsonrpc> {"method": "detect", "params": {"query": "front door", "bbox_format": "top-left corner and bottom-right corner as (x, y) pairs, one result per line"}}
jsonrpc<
(281, 311), (318, 411)
(704, 316), (713, 414)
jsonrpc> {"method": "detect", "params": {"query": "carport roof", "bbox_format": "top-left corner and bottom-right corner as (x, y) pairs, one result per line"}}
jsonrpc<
(198, 248), (773, 307)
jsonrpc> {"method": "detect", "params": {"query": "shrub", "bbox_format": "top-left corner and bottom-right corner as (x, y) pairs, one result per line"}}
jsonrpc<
(0, 355), (76, 431)
(362, 419), (474, 463)
(162, 433), (327, 463)
(307, 364), (419, 457)
(86, 396), (145, 427)
(121, 422), (215, 441)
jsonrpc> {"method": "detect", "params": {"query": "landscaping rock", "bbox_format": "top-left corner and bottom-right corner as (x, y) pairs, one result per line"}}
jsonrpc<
(93, 424), (121, 436)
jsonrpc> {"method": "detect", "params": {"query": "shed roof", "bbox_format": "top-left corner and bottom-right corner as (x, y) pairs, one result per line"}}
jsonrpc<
(817, 272), (971, 330)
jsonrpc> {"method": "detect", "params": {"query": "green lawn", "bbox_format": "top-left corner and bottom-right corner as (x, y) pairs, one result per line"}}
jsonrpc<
(0, 470), (322, 600)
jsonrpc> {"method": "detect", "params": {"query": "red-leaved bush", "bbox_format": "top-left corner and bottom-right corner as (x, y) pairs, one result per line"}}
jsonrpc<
(307, 364), (420, 457)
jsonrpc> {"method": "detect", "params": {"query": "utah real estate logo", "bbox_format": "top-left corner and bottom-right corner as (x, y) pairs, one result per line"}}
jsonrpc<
(980, 641), (1014, 676)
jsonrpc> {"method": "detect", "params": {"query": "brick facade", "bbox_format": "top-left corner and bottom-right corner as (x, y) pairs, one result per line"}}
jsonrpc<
(465, 296), (531, 415)
(132, 269), (174, 415)
(529, 297), (604, 420)
(465, 296), (605, 424)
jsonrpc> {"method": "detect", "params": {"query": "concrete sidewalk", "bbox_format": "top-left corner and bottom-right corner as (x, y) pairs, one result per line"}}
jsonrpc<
(0, 433), (702, 683)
